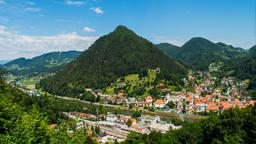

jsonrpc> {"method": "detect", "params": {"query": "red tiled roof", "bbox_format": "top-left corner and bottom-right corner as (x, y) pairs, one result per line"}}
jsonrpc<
(186, 99), (192, 103)
(218, 102), (230, 110)
(154, 99), (165, 105)
(118, 92), (125, 97)
(206, 103), (218, 111)
(143, 102), (151, 105)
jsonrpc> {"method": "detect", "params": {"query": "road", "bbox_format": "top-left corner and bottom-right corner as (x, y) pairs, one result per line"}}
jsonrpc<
(55, 95), (122, 108)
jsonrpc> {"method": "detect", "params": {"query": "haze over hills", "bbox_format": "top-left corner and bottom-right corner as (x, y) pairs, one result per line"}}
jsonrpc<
(4, 51), (81, 76)
(156, 37), (246, 70)
(39, 25), (186, 96)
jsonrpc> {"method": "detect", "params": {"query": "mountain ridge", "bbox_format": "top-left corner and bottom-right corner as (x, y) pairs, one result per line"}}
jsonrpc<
(4, 50), (81, 76)
(157, 37), (246, 70)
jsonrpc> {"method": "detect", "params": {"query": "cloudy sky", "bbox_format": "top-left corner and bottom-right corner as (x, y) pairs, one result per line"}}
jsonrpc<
(0, 0), (255, 61)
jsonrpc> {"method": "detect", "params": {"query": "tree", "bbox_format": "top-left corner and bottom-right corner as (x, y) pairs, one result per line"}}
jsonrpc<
(132, 111), (141, 118)
(122, 106), (256, 144)
(80, 91), (96, 102)
(135, 87), (146, 96)
(139, 68), (148, 78)
(167, 101), (176, 109)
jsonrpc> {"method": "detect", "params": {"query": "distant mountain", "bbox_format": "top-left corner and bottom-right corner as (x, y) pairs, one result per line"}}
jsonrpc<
(155, 43), (180, 59)
(226, 45), (255, 79)
(157, 37), (245, 70)
(39, 25), (186, 96)
(218, 45), (255, 98)
(4, 51), (81, 76)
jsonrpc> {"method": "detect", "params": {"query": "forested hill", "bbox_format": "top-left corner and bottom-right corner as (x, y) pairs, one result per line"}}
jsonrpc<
(3, 51), (81, 76)
(157, 37), (245, 70)
(155, 43), (180, 59)
(39, 25), (186, 96)
(249, 45), (256, 56)
(225, 45), (256, 97)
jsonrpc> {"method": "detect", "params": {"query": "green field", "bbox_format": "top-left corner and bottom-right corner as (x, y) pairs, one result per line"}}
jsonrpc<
(104, 71), (157, 97)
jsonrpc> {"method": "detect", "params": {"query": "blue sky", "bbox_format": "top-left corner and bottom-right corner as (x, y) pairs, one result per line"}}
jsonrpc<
(0, 0), (255, 61)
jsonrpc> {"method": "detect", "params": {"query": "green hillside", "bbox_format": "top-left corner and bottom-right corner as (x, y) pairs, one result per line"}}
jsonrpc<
(155, 43), (180, 59)
(225, 45), (256, 98)
(4, 51), (81, 76)
(157, 37), (245, 70)
(39, 25), (186, 96)
(104, 71), (157, 96)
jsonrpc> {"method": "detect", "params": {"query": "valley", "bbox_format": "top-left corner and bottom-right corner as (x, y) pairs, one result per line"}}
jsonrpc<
(1, 24), (255, 143)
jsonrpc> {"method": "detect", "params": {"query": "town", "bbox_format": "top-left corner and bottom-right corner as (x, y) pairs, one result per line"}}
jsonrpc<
(10, 66), (256, 143)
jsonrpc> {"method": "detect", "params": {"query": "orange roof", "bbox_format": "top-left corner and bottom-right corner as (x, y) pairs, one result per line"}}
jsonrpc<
(146, 96), (153, 100)
(143, 102), (151, 105)
(177, 93), (186, 97)
(186, 94), (193, 99)
(186, 99), (192, 103)
(154, 99), (165, 105)
(118, 92), (125, 97)
(87, 130), (93, 136)
(206, 103), (218, 111)
(79, 113), (91, 118)
(199, 97), (207, 103)
(193, 99), (200, 104)
(218, 102), (230, 110)
(130, 125), (144, 131)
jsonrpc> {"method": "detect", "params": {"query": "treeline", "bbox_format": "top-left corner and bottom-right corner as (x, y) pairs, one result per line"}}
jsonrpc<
(0, 80), (97, 143)
(122, 105), (256, 144)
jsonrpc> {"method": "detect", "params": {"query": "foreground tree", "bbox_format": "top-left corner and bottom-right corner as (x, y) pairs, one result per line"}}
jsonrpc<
(122, 105), (256, 144)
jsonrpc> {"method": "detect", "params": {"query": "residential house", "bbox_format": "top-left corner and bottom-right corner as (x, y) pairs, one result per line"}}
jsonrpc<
(154, 99), (166, 108)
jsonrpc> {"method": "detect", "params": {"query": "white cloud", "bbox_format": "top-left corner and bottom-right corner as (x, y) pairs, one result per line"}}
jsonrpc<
(65, 1), (85, 6)
(24, 7), (42, 12)
(0, 0), (6, 5)
(83, 26), (95, 32)
(90, 7), (103, 14)
(0, 26), (98, 60)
